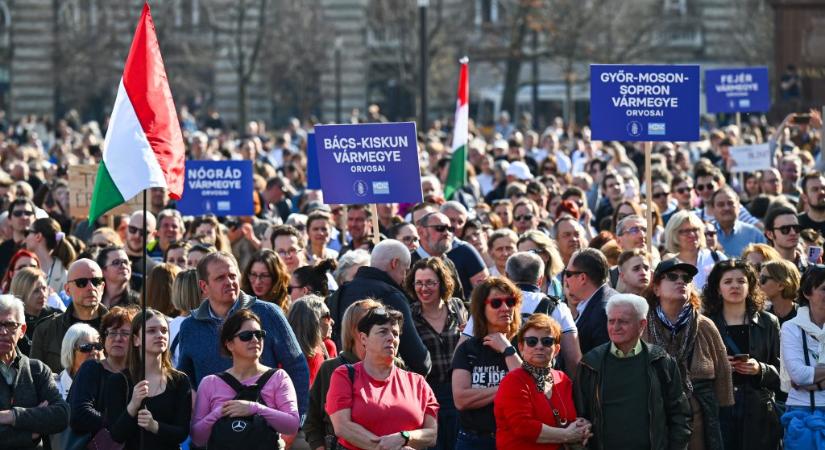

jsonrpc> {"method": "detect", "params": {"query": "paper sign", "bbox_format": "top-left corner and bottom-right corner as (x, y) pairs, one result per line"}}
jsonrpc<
(68, 165), (142, 219)
(705, 67), (770, 113)
(590, 64), (700, 141)
(314, 122), (423, 204)
(176, 160), (254, 216)
(729, 143), (772, 173)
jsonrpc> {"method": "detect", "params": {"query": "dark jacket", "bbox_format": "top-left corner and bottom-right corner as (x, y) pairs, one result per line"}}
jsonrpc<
(30, 303), (108, 373)
(328, 266), (431, 376)
(574, 341), (692, 450)
(304, 351), (358, 449)
(0, 352), (69, 449)
(575, 284), (617, 355)
(68, 359), (112, 434)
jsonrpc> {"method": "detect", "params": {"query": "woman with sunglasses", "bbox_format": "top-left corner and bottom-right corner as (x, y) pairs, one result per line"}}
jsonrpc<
(24, 217), (76, 294)
(241, 249), (291, 312)
(643, 259), (732, 450)
(56, 323), (102, 400)
(104, 309), (193, 450)
(327, 306), (438, 450)
(452, 277), (523, 450)
(760, 259), (801, 325)
(9, 267), (57, 355)
(662, 210), (726, 291)
(494, 313), (591, 450)
(702, 259), (781, 450)
(69, 306), (139, 440)
(192, 309), (299, 448)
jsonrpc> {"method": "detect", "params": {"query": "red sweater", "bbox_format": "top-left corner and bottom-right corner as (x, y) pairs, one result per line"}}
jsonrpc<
(494, 367), (576, 450)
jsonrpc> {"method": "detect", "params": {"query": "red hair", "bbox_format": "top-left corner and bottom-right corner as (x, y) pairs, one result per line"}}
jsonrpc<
(1, 249), (40, 293)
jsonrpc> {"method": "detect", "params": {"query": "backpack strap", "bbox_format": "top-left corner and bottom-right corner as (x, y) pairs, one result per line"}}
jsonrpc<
(216, 371), (247, 394)
(170, 333), (181, 357)
(800, 326), (816, 410)
(345, 364), (355, 384)
(534, 295), (559, 317)
(217, 369), (278, 404)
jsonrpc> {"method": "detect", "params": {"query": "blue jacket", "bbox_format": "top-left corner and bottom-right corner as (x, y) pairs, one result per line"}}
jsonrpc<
(176, 291), (310, 418)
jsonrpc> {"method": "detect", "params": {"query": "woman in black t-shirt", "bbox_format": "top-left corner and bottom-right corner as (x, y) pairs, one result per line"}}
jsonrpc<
(104, 308), (192, 450)
(451, 277), (523, 450)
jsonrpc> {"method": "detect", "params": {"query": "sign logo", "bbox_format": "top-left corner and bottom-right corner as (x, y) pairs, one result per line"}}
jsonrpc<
(648, 123), (666, 135)
(217, 201), (231, 211)
(353, 180), (368, 197)
(627, 121), (642, 137)
(373, 181), (390, 194)
(231, 420), (247, 432)
(739, 99), (751, 108)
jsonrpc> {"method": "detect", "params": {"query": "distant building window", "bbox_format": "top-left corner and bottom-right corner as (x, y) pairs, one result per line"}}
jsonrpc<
(58, 0), (101, 30)
(663, 0), (687, 16)
(0, 1), (9, 48)
(476, 0), (499, 26)
(175, 0), (201, 29)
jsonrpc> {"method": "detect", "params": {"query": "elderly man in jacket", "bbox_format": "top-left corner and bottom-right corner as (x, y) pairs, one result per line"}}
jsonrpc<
(0, 295), (68, 449)
(574, 294), (691, 450)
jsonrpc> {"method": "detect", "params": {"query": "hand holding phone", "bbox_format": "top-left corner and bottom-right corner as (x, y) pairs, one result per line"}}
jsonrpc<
(733, 354), (750, 362)
(809, 246), (823, 264)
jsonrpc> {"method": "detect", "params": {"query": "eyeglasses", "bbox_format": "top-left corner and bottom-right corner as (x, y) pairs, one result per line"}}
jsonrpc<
(22, 229), (34, 236)
(695, 183), (715, 192)
(652, 192), (668, 199)
(68, 277), (105, 288)
(485, 296), (517, 309)
(77, 342), (104, 353)
(675, 187), (692, 194)
(235, 330), (267, 342)
(105, 330), (131, 339)
(427, 224), (455, 234)
(759, 275), (773, 285)
(772, 224), (801, 235)
(624, 226), (647, 235)
(663, 272), (693, 283)
(276, 248), (299, 258)
(0, 321), (21, 333)
(12, 210), (34, 218)
(248, 272), (272, 281)
(524, 336), (555, 347)
(401, 236), (419, 244)
(705, 230), (717, 237)
(564, 270), (585, 278)
(107, 259), (130, 267)
(414, 280), (439, 289)
(514, 214), (534, 222)
(678, 227), (700, 236)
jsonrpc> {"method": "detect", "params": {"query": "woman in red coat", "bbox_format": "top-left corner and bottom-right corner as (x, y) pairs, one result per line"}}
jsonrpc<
(494, 313), (592, 450)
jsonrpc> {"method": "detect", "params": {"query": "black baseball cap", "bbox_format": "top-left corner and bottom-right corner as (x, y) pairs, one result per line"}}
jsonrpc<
(654, 259), (698, 278)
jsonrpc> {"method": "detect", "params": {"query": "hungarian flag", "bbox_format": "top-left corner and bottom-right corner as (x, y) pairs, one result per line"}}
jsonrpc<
(444, 57), (469, 200)
(89, 2), (185, 224)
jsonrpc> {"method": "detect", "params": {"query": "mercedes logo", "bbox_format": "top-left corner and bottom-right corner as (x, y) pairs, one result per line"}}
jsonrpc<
(231, 420), (247, 432)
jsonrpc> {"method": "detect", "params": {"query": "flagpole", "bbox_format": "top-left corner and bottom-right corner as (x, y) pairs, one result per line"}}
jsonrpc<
(141, 188), (147, 450)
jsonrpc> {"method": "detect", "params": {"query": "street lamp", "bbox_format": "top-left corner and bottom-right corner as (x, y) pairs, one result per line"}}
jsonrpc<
(418, 0), (428, 132)
(335, 37), (343, 123)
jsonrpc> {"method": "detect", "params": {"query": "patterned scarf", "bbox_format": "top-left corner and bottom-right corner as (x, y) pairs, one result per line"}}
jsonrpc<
(522, 361), (552, 392)
(648, 306), (698, 395)
(655, 303), (694, 333)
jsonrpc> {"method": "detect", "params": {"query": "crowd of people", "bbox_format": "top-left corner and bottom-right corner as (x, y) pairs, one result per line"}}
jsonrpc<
(0, 105), (822, 449)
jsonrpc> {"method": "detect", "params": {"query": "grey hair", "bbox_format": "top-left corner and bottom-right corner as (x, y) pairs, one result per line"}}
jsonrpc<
(60, 323), (100, 371)
(370, 239), (410, 272)
(333, 249), (371, 285)
(0, 295), (24, 323)
(287, 295), (325, 357)
(616, 215), (645, 236)
(440, 201), (468, 216)
(505, 252), (544, 285)
(606, 293), (649, 321)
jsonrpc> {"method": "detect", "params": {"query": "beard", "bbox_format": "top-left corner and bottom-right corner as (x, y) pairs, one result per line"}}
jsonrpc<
(811, 201), (825, 212)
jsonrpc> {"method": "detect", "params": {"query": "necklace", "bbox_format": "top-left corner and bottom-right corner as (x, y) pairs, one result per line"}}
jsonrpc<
(546, 373), (569, 427)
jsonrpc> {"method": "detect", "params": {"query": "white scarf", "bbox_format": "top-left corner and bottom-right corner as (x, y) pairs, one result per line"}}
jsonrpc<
(780, 307), (825, 392)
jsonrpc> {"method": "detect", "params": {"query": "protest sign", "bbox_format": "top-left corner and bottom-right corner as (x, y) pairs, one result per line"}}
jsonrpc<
(177, 160), (254, 216)
(705, 67), (770, 113)
(306, 132), (321, 190)
(314, 122), (423, 204)
(590, 65), (700, 141)
(729, 143), (772, 173)
(68, 165), (142, 219)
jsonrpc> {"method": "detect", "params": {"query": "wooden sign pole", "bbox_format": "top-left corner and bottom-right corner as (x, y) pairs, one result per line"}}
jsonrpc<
(370, 204), (381, 246)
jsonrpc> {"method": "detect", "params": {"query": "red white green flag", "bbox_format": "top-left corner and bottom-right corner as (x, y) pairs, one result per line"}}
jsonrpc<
(89, 3), (185, 223)
(444, 57), (469, 200)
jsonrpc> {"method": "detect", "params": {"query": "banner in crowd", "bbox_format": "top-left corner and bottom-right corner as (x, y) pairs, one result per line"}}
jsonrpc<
(705, 67), (770, 113)
(306, 132), (321, 190)
(729, 143), (772, 173)
(590, 64), (700, 141)
(69, 165), (142, 219)
(314, 122), (423, 204)
(176, 160), (254, 216)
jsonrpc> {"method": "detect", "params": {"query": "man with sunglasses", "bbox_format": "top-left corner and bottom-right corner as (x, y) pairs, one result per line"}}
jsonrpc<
(574, 294), (691, 450)
(0, 199), (36, 279)
(563, 248), (617, 355)
(31, 259), (109, 372)
(711, 186), (766, 257)
(764, 205), (808, 272)
(124, 210), (158, 292)
(693, 166), (760, 227)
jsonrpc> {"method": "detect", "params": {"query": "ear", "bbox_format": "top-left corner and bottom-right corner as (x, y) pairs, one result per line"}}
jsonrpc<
(517, 341), (525, 355)
(18, 322), (26, 338)
(198, 280), (208, 296)
(359, 331), (368, 348)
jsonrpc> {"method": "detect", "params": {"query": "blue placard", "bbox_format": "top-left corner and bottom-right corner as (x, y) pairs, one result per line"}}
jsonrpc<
(177, 160), (254, 216)
(705, 67), (770, 113)
(590, 64), (700, 141)
(314, 122), (423, 204)
(306, 132), (321, 189)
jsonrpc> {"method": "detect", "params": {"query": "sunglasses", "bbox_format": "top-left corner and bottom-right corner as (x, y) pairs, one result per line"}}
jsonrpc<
(772, 224), (801, 235)
(77, 342), (104, 353)
(652, 192), (668, 199)
(485, 296), (517, 309)
(108, 259), (130, 267)
(427, 224), (455, 233)
(524, 336), (555, 347)
(675, 187), (692, 194)
(759, 275), (772, 285)
(705, 230), (717, 237)
(514, 214), (534, 222)
(663, 272), (693, 283)
(68, 277), (105, 288)
(695, 183), (715, 192)
(564, 270), (585, 278)
(12, 210), (34, 218)
(235, 330), (267, 342)
(624, 226), (647, 235)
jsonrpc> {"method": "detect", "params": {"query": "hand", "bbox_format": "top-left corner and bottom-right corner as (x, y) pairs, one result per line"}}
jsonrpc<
(562, 421), (587, 444)
(810, 109), (823, 129)
(0, 410), (13, 425)
(127, 380), (150, 416)
(371, 432), (406, 450)
(240, 223), (255, 239)
(221, 400), (255, 417)
(482, 333), (511, 354)
(136, 408), (158, 433)
(730, 357), (761, 376)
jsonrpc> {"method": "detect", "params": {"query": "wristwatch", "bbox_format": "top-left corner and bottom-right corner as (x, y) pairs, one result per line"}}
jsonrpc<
(503, 345), (517, 357)
(399, 431), (411, 446)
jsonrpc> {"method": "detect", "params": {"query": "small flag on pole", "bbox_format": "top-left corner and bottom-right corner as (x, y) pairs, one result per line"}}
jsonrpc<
(444, 57), (469, 200)
(89, 2), (185, 224)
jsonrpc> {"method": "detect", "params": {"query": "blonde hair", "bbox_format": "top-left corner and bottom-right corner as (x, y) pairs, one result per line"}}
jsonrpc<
(341, 298), (383, 354)
(664, 211), (706, 254)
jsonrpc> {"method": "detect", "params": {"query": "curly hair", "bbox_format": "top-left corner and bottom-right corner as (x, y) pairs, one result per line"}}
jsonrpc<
(702, 259), (765, 316)
(403, 257), (455, 302)
(469, 276), (522, 339)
